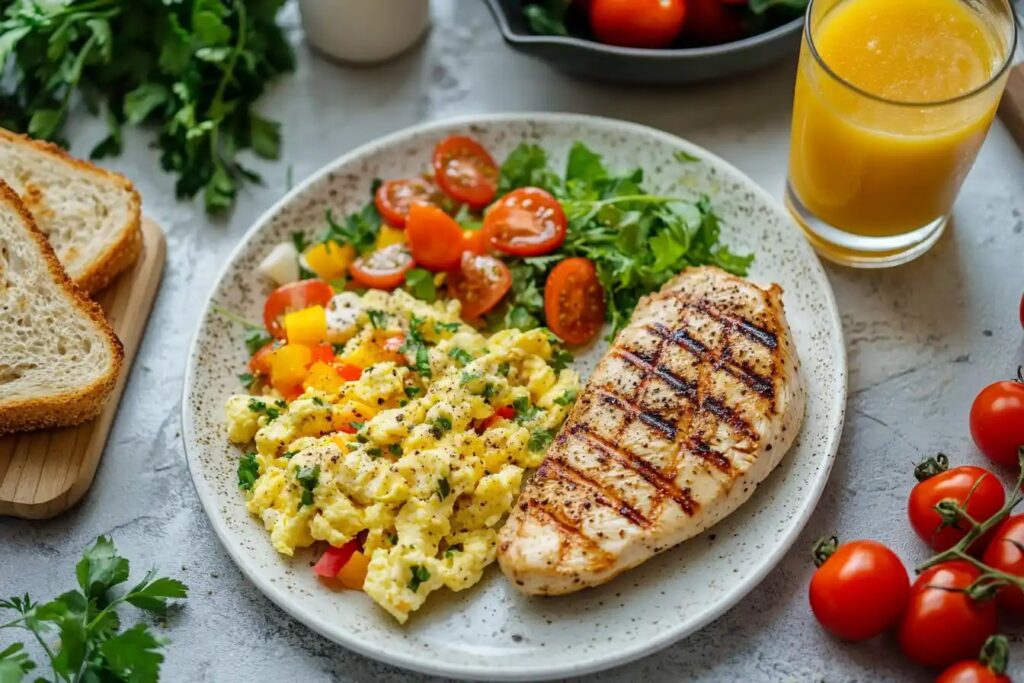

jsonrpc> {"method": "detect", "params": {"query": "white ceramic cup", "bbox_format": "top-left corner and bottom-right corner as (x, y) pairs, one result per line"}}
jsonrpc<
(297, 0), (431, 64)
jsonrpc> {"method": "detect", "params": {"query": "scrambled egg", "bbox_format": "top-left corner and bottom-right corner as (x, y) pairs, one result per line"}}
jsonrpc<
(225, 290), (579, 622)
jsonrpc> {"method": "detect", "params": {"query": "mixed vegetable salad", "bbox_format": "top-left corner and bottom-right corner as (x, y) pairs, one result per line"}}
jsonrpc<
(523, 0), (809, 49)
(246, 134), (751, 376)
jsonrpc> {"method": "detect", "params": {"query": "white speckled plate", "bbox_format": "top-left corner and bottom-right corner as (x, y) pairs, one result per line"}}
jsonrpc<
(182, 113), (846, 681)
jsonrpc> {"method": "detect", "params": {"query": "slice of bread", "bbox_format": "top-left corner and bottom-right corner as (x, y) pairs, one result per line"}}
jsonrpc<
(0, 128), (141, 294)
(0, 181), (123, 435)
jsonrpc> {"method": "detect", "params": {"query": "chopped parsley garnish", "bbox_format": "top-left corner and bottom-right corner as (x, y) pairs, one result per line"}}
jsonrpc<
(549, 347), (574, 372)
(460, 371), (482, 386)
(444, 544), (464, 559)
(295, 465), (320, 508)
(388, 443), (403, 456)
(367, 309), (388, 329)
(430, 416), (453, 438)
(244, 328), (274, 355)
(496, 362), (511, 377)
(281, 451), (298, 460)
(436, 477), (451, 500)
(407, 565), (431, 592)
(674, 150), (700, 163)
(366, 447), (383, 459)
(312, 396), (325, 406)
(448, 347), (474, 365)
(434, 321), (461, 333)
(404, 386), (422, 399)
(528, 429), (555, 452)
(291, 231), (309, 254)
(554, 389), (579, 406)
(482, 383), (497, 400)
(512, 396), (540, 424)
(349, 421), (365, 432)
(238, 372), (255, 389)
(389, 533), (399, 545)
(237, 453), (259, 490)
(332, 342), (346, 355)
(401, 315), (433, 378)
(248, 398), (283, 421)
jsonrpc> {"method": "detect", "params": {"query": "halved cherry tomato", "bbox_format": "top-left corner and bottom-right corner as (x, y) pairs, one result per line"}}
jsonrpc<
(348, 244), (415, 290)
(462, 229), (489, 255)
(544, 257), (606, 346)
(263, 280), (334, 339)
(969, 372), (1024, 467)
(590, 0), (686, 48)
(484, 187), (567, 257)
(338, 363), (362, 382)
(432, 136), (498, 209)
(982, 514), (1024, 614)
(899, 562), (998, 669)
(375, 178), (438, 228)
(405, 203), (465, 271)
(312, 538), (360, 578)
(808, 538), (910, 641)
(908, 462), (1005, 553)
(249, 340), (282, 376)
(446, 252), (512, 319)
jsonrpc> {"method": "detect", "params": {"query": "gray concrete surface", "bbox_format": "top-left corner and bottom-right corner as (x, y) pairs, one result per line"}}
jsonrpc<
(2, 2), (1023, 681)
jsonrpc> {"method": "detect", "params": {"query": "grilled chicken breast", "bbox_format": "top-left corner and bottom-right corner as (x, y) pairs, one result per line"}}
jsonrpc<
(498, 266), (805, 595)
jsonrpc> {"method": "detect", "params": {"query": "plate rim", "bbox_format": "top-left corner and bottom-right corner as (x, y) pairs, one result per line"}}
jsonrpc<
(181, 111), (848, 681)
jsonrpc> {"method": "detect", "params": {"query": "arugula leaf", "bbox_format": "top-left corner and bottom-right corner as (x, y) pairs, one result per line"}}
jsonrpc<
(237, 453), (259, 490)
(403, 268), (436, 302)
(497, 143), (563, 195)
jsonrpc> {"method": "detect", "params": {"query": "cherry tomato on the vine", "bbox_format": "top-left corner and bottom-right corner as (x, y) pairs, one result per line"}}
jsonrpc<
(590, 0), (687, 48)
(970, 371), (1024, 468)
(432, 136), (498, 210)
(899, 562), (998, 669)
(263, 280), (334, 339)
(936, 636), (1012, 683)
(982, 514), (1024, 614)
(808, 538), (910, 641)
(544, 257), (606, 346)
(348, 244), (415, 290)
(484, 187), (567, 257)
(908, 458), (1004, 553)
(374, 178), (439, 228)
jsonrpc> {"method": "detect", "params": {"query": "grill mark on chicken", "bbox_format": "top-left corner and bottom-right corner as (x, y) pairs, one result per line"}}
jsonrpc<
(542, 455), (650, 528)
(596, 389), (678, 440)
(685, 300), (779, 350)
(701, 397), (756, 440)
(615, 349), (696, 400)
(527, 500), (615, 561)
(573, 428), (697, 515)
(690, 437), (732, 472)
(646, 320), (775, 400)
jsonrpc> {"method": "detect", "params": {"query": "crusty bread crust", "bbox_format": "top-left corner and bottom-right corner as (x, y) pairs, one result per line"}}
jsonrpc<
(0, 181), (124, 435)
(0, 128), (142, 294)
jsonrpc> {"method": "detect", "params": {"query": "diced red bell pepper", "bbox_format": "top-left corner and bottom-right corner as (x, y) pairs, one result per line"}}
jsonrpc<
(338, 364), (362, 382)
(312, 538), (360, 578)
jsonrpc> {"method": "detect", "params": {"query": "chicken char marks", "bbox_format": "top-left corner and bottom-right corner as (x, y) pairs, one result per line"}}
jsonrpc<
(497, 266), (806, 595)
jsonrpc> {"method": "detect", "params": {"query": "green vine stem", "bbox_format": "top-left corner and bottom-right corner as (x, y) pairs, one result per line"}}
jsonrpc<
(979, 635), (1010, 675)
(917, 446), (1024, 598)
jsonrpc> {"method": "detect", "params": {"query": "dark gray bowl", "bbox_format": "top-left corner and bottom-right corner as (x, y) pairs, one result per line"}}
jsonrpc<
(484, 0), (804, 84)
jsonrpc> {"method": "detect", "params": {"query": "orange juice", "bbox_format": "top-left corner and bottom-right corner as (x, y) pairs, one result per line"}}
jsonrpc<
(787, 0), (1014, 263)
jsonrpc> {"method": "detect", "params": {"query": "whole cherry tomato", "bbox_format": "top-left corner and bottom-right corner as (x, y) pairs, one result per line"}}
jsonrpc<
(936, 635), (1012, 683)
(590, 0), (687, 49)
(348, 244), (415, 291)
(970, 371), (1024, 468)
(908, 457), (1004, 553)
(680, 0), (746, 46)
(544, 256), (606, 346)
(982, 514), (1024, 614)
(432, 136), (498, 209)
(263, 279), (334, 339)
(808, 537), (910, 640)
(899, 562), (998, 669)
(483, 187), (567, 257)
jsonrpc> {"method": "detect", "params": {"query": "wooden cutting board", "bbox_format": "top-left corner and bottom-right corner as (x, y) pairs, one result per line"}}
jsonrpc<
(0, 218), (166, 520)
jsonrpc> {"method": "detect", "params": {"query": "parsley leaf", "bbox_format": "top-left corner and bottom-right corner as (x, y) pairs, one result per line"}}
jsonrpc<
(295, 465), (320, 508)
(238, 372), (255, 389)
(407, 565), (431, 592)
(444, 544), (464, 559)
(554, 389), (578, 406)
(436, 477), (451, 500)
(323, 184), (382, 256)
(430, 416), (452, 438)
(400, 315), (433, 378)
(512, 396), (540, 424)
(434, 320), (461, 333)
(448, 347), (474, 365)
(367, 309), (388, 330)
(529, 429), (556, 452)
(404, 386), (422, 399)
(238, 453), (259, 490)
(244, 328), (273, 355)
(248, 398), (282, 422)
(404, 268), (437, 302)
(388, 443), (403, 456)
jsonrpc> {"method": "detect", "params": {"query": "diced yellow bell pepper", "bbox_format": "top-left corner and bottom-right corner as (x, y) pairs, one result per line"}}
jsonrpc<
(338, 550), (370, 590)
(304, 241), (355, 281)
(270, 344), (312, 393)
(284, 305), (327, 345)
(332, 400), (377, 431)
(304, 361), (343, 395)
(375, 226), (407, 250)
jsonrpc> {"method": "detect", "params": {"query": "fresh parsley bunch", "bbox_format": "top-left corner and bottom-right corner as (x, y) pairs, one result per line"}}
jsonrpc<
(490, 141), (754, 337)
(0, 536), (188, 683)
(0, 0), (294, 213)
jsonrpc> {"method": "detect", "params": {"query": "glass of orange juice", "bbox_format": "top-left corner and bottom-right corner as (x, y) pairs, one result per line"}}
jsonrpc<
(786, 0), (1017, 268)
